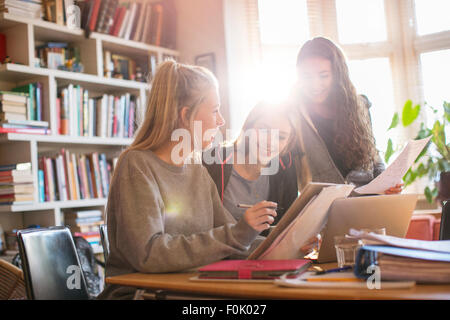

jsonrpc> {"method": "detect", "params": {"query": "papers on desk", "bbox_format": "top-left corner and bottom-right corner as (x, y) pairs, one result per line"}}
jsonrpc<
(275, 271), (416, 289)
(349, 229), (450, 253)
(354, 136), (432, 194)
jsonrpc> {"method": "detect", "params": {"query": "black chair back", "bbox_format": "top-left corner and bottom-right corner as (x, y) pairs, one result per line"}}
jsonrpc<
(17, 226), (89, 300)
(99, 224), (109, 262)
(440, 201), (450, 240)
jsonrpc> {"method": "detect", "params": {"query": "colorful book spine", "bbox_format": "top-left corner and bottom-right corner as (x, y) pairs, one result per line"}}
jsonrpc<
(38, 169), (45, 203)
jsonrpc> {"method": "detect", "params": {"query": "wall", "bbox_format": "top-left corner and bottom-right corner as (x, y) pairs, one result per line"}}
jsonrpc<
(174, 0), (231, 132)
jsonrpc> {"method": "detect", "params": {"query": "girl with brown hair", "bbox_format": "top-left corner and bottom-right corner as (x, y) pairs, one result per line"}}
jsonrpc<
(291, 37), (401, 194)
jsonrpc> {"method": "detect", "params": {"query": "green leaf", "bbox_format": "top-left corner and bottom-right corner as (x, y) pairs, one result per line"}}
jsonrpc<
(424, 187), (433, 203)
(403, 168), (417, 186)
(388, 113), (399, 130)
(384, 138), (394, 163)
(402, 100), (421, 127)
(444, 101), (450, 122)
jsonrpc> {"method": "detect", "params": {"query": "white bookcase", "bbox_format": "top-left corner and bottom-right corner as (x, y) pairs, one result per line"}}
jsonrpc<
(0, 13), (178, 242)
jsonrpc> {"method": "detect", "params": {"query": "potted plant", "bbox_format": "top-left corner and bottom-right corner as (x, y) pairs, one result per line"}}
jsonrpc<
(385, 100), (450, 203)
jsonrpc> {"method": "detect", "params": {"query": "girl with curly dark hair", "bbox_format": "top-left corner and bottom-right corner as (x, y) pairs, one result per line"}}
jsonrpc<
(291, 37), (401, 194)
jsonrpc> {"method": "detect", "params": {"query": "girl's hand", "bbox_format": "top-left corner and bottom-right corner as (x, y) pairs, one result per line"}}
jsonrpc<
(384, 183), (404, 194)
(300, 234), (321, 257)
(244, 201), (278, 233)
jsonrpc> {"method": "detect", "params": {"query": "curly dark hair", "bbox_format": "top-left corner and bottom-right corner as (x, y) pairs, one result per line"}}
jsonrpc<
(296, 37), (377, 172)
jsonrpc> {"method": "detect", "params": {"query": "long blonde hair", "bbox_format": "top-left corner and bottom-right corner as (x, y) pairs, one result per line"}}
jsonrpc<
(113, 60), (218, 177)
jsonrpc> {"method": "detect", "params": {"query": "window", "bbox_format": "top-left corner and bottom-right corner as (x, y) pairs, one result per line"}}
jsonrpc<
(245, 0), (450, 155)
(336, 0), (387, 44)
(254, 0), (309, 103)
(347, 57), (394, 151)
(420, 49), (450, 127)
(414, 0), (450, 36)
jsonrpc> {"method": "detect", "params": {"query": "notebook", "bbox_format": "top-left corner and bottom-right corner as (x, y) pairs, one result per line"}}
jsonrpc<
(197, 259), (311, 280)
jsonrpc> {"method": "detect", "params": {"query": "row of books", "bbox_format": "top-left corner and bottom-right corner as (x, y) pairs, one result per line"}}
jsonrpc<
(57, 85), (139, 138)
(0, 162), (34, 205)
(0, 0), (43, 20)
(79, 0), (175, 48)
(38, 149), (116, 202)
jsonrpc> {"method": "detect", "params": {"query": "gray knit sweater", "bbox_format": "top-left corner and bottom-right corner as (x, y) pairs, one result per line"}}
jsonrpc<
(98, 149), (260, 299)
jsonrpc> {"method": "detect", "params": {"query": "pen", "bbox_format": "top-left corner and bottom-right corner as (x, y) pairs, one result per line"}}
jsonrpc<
(303, 278), (362, 282)
(311, 266), (352, 275)
(237, 204), (283, 210)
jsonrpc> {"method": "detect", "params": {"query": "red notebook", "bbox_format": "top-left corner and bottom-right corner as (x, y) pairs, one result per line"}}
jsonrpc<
(198, 259), (311, 280)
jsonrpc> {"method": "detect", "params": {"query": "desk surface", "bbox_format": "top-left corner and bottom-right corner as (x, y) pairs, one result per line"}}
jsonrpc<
(106, 263), (450, 300)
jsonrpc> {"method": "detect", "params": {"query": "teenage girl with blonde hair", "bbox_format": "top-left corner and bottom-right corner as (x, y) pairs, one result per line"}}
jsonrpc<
(98, 60), (277, 300)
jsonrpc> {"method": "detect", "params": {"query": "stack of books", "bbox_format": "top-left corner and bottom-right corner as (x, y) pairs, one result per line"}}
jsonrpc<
(38, 149), (115, 202)
(57, 85), (138, 138)
(0, 162), (34, 205)
(0, 91), (50, 135)
(65, 209), (103, 252)
(351, 229), (450, 283)
(0, 0), (43, 19)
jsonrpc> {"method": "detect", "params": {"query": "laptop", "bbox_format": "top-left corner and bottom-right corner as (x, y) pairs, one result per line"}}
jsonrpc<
(317, 193), (418, 263)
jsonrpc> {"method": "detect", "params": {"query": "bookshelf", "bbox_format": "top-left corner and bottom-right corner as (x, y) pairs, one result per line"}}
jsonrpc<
(0, 11), (179, 249)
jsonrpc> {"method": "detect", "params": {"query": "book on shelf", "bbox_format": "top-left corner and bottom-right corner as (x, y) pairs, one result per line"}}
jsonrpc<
(0, 33), (5, 63)
(0, 173), (33, 184)
(0, 91), (28, 104)
(0, 127), (51, 134)
(0, 161), (34, 205)
(0, 162), (31, 172)
(0, 119), (49, 128)
(65, 209), (102, 219)
(65, 215), (103, 225)
(1, 0), (43, 19)
(69, 222), (102, 233)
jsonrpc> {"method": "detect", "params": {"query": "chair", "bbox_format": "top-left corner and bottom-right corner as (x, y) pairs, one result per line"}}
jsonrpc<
(17, 226), (90, 300)
(439, 201), (450, 240)
(0, 258), (26, 299)
(99, 224), (109, 262)
(405, 215), (435, 241)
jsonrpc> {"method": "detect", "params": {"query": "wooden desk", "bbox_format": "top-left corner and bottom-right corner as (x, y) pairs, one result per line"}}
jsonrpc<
(106, 264), (450, 300)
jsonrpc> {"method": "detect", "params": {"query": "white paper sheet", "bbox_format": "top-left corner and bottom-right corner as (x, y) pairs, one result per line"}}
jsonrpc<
(258, 185), (354, 260)
(348, 229), (450, 253)
(354, 136), (432, 194)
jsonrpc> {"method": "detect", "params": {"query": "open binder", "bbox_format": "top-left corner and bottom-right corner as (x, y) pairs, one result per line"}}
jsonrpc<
(247, 183), (354, 260)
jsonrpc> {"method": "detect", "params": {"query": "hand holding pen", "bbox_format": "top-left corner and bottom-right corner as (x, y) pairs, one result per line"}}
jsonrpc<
(238, 201), (278, 233)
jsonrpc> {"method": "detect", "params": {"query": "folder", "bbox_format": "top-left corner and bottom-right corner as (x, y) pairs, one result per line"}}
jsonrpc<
(197, 259), (311, 280)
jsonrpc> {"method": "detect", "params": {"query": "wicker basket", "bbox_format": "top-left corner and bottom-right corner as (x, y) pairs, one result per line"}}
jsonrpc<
(0, 258), (26, 300)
